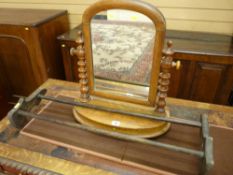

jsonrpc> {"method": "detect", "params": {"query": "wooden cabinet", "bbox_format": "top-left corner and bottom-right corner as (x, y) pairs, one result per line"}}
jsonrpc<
(0, 8), (69, 118)
(57, 27), (233, 105)
(169, 59), (233, 104)
(167, 30), (233, 105)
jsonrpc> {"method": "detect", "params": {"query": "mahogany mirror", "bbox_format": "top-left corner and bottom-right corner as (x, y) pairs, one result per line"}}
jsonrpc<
(72, 0), (174, 138)
(82, 0), (166, 106)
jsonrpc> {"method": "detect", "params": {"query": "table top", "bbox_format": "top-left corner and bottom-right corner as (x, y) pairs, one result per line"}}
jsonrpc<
(0, 8), (67, 27)
(0, 79), (233, 175)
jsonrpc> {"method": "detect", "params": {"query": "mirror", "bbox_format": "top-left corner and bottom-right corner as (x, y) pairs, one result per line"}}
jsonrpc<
(90, 10), (155, 100)
(82, 0), (166, 106)
(73, 0), (171, 138)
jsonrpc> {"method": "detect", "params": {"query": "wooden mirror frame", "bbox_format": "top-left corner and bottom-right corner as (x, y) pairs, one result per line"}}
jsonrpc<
(82, 0), (166, 106)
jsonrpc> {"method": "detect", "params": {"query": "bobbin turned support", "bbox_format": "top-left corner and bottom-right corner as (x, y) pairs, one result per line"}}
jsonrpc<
(156, 40), (174, 113)
(70, 31), (90, 102)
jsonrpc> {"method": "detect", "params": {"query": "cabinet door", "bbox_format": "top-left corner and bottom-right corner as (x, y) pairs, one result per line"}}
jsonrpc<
(0, 35), (37, 96)
(0, 73), (11, 119)
(168, 59), (195, 99)
(214, 65), (233, 105)
(169, 58), (233, 105)
(60, 42), (79, 82)
(190, 62), (226, 103)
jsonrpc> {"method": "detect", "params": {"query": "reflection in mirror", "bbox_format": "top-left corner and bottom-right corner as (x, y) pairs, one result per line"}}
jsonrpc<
(90, 10), (155, 99)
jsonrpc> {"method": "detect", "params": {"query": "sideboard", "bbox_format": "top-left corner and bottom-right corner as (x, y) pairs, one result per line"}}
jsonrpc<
(0, 8), (69, 118)
(57, 26), (233, 105)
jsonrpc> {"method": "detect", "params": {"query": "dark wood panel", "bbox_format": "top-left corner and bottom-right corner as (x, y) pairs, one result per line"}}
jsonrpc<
(0, 8), (69, 118)
(169, 59), (195, 99)
(214, 65), (233, 104)
(0, 72), (11, 119)
(60, 42), (79, 82)
(190, 63), (226, 103)
(0, 35), (37, 96)
(0, 9), (69, 85)
(0, 8), (67, 27)
(0, 25), (48, 84)
(0, 35), (38, 118)
(38, 14), (69, 79)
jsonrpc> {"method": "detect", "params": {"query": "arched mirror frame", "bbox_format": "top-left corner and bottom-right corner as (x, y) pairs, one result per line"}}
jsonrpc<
(82, 0), (166, 106)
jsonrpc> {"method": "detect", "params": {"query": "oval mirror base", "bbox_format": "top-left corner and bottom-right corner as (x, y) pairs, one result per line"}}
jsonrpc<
(73, 106), (171, 138)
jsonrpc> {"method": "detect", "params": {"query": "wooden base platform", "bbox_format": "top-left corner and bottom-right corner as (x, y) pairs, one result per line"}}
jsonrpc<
(73, 96), (171, 138)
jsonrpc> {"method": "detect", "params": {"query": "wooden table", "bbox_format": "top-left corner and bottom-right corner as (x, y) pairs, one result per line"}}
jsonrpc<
(0, 79), (233, 175)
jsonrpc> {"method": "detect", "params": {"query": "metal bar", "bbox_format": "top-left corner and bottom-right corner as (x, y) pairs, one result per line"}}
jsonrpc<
(201, 114), (210, 138)
(203, 137), (214, 175)
(38, 94), (201, 127)
(18, 110), (204, 158)
(200, 114), (214, 175)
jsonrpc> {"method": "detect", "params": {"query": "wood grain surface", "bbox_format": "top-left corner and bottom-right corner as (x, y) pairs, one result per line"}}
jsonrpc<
(3, 79), (233, 175)
(21, 96), (203, 175)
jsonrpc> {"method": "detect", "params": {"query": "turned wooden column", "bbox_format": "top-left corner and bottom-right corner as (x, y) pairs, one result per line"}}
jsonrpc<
(156, 40), (174, 113)
(70, 31), (90, 102)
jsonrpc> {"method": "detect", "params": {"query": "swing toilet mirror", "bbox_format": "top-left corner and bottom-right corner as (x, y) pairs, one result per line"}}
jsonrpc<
(72, 0), (175, 138)
(82, 0), (166, 106)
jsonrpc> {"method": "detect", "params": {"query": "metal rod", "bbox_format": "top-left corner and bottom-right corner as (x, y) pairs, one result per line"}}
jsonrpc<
(203, 137), (214, 174)
(38, 94), (201, 127)
(18, 110), (204, 158)
(201, 114), (209, 138)
(200, 113), (214, 174)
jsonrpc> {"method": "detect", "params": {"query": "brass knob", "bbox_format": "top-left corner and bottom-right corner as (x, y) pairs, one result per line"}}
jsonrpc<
(172, 60), (181, 70)
(70, 47), (77, 56)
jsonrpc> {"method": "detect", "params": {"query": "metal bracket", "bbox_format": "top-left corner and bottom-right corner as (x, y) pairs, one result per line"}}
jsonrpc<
(7, 88), (47, 129)
(201, 114), (214, 175)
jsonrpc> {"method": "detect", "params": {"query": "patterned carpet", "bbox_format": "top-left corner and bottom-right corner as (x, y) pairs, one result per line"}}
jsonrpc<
(91, 20), (155, 85)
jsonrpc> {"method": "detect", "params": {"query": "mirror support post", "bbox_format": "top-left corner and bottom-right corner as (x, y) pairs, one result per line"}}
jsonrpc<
(156, 41), (174, 113)
(71, 31), (90, 102)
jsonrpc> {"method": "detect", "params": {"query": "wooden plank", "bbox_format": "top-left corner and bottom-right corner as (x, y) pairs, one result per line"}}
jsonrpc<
(69, 8), (233, 23)
(208, 126), (233, 175)
(0, 0), (98, 5)
(160, 8), (233, 22)
(1, 0), (233, 9)
(0, 3), (88, 14)
(1, 3), (232, 22)
(190, 63), (226, 103)
(145, 0), (233, 10)
(0, 142), (115, 175)
(69, 20), (233, 34)
(1, 1), (232, 34)
(166, 20), (233, 34)
(21, 100), (128, 162)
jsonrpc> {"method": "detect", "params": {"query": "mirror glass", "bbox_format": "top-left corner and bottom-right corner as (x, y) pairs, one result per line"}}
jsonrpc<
(90, 9), (156, 99)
